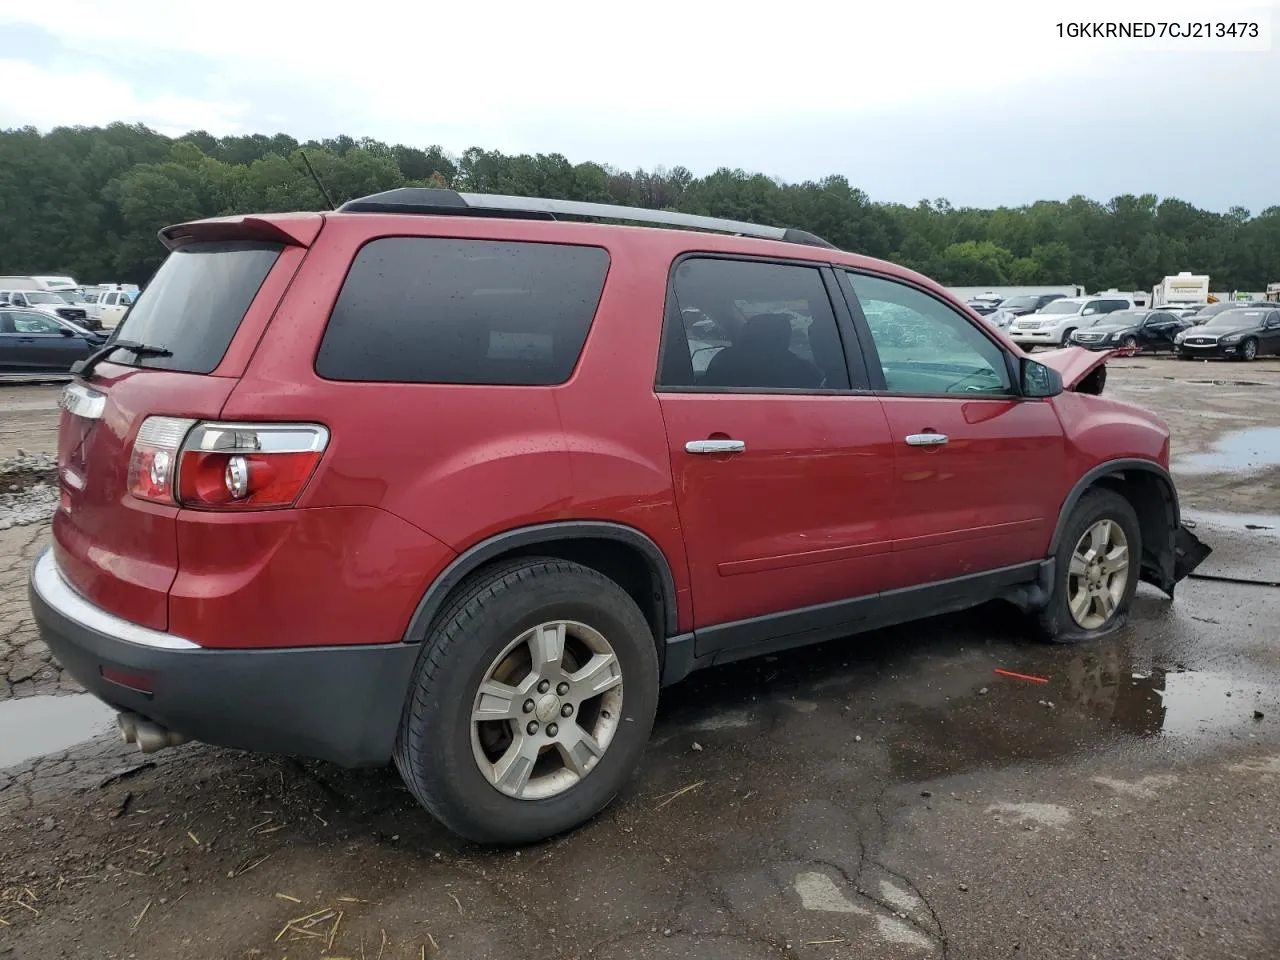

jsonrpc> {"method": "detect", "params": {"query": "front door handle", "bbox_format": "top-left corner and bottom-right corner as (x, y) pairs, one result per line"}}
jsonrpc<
(905, 433), (949, 447)
(686, 439), (746, 455)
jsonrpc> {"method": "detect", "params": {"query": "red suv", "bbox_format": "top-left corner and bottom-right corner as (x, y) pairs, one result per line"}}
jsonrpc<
(29, 190), (1210, 844)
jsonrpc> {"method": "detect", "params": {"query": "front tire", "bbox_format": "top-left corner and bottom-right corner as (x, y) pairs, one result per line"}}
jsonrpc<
(1060, 327), (1077, 347)
(394, 558), (660, 844)
(1038, 489), (1141, 644)
(1239, 338), (1258, 361)
(1119, 335), (1138, 350)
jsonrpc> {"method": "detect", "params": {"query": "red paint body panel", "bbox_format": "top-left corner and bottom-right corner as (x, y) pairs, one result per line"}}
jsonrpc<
(1053, 390), (1172, 486)
(53, 369), (239, 629)
(169, 506), (453, 649)
(876, 396), (1067, 587)
(657, 393), (896, 633)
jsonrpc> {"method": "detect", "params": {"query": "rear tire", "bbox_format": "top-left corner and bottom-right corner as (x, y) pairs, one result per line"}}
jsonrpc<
(1038, 488), (1141, 644)
(394, 558), (660, 844)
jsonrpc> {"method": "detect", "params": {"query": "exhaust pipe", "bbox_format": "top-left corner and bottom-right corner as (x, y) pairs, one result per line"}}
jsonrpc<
(116, 712), (187, 753)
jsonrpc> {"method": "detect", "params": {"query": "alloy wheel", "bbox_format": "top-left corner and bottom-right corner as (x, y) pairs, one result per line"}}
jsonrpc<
(470, 620), (624, 800)
(1067, 519), (1130, 629)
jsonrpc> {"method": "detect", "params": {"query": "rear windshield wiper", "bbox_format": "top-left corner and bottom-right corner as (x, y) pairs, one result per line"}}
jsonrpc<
(71, 340), (173, 380)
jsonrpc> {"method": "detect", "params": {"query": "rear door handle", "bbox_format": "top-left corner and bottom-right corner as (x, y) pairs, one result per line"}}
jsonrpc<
(905, 433), (949, 447)
(686, 439), (746, 454)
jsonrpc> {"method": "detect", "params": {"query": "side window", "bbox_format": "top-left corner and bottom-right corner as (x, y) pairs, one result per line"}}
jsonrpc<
(843, 272), (1013, 396)
(660, 258), (851, 391)
(12, 313), (61, 334)
(316, 238), (610, 385)
(1081, 300), (1102, 315)
(1102, 299), (1128, 314)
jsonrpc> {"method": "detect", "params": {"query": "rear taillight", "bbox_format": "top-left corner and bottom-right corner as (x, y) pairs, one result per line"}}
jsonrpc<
(129, 419), (328, 510)
(128, 416), (196, 503)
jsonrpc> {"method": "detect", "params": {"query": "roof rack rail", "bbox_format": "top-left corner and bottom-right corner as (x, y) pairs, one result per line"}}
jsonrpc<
(337, 188), (839, 250)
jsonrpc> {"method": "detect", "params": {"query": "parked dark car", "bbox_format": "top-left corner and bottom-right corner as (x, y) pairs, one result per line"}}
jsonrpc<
(1174, 307), (1280, 361)
(966, 297), (1003, 316)
(1184, 300), (1270, 326)
(0, 308), (106, 372)
(0, 289), (103, 330)
(1069, 310), (1190, 352)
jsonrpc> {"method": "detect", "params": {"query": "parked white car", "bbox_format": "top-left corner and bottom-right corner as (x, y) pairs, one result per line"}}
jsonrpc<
(1008, 294), (1137, 348)
(88, 288), (137, 328)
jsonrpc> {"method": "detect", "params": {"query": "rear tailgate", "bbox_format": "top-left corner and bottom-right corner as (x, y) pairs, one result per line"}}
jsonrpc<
(53, 218), (319, 630)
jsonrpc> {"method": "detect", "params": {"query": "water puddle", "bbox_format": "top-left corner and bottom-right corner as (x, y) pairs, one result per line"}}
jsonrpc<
(1184, 510), (1280, 535)
(1148, 670), (1269, 737)
(1174, 426), (1280, 475)
(0, 694), (117, 768)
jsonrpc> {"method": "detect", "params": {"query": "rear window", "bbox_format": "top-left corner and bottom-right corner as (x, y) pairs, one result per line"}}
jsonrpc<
(315, 238), (610, 385)
(112, 241), (283, 374)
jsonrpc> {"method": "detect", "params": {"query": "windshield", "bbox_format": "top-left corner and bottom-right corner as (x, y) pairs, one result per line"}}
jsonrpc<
(23, 291), (65, 305)
(1192, 302), (1240, 318)
(998, 295), (1041, 310)
(1039, 300), (1082, 315)
(1203, 310), (1263, 329)
(1102, 311), (1146, 324)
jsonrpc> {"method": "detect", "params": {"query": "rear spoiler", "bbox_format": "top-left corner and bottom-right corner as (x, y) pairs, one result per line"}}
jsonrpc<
(158, 214), (324, 251)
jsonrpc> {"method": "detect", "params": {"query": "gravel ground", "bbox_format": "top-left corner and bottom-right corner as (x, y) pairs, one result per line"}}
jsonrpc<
(0, 452), (58, 532)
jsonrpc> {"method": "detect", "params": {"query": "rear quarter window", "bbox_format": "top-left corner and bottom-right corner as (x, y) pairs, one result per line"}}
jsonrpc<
(112, 240), (283, 374)
(315, 238), (610, 385)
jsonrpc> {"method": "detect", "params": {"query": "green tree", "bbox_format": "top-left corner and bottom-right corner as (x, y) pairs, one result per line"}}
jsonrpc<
(2, 123), (1277, 290)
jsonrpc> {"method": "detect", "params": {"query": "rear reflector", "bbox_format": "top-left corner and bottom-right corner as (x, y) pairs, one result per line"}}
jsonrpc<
(101, 665), (154, 695)
(129, 419), (329, 510)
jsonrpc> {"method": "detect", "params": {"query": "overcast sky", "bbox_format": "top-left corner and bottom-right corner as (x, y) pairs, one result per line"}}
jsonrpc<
(1, 0), (1276, 212)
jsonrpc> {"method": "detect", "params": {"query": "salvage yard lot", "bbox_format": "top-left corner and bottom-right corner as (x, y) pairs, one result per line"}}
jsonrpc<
(1, 356), (1278, 960)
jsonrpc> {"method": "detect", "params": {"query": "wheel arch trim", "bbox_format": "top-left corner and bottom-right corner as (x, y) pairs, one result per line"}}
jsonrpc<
(1048, 458), (1179, 557)
(401, 521), (679, 644)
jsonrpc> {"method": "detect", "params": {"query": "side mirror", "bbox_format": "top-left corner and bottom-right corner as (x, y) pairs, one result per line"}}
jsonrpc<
(59, 327), (75, 337)
(1021, 357), (1063, 398)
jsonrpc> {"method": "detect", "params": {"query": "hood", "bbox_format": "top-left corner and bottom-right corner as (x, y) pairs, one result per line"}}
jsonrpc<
(1184, 325), (1259, 338)
(1079, 322), (1135, 334)
(1033, 345), (1114, 389)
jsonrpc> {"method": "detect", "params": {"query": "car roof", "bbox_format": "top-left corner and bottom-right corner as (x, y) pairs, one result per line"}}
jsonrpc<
(165, 202), (963, 309)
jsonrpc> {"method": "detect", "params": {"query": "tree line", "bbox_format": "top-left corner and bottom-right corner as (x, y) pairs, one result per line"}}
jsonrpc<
(1, 122), (1276, 291)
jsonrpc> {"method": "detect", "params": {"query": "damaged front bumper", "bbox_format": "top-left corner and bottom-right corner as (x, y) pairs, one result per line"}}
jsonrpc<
(1145, 522), (1213, 597)
(1173, 522), (1213, 583)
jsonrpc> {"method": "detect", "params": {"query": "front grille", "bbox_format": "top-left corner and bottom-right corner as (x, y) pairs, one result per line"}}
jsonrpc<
(1185, 338), (1217, 346)
(1017, 321), (1042, 330)
(56, 307), (87, 321)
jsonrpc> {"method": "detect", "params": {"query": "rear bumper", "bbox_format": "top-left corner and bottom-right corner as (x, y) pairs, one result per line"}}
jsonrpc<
(28, 548), (419, 767)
